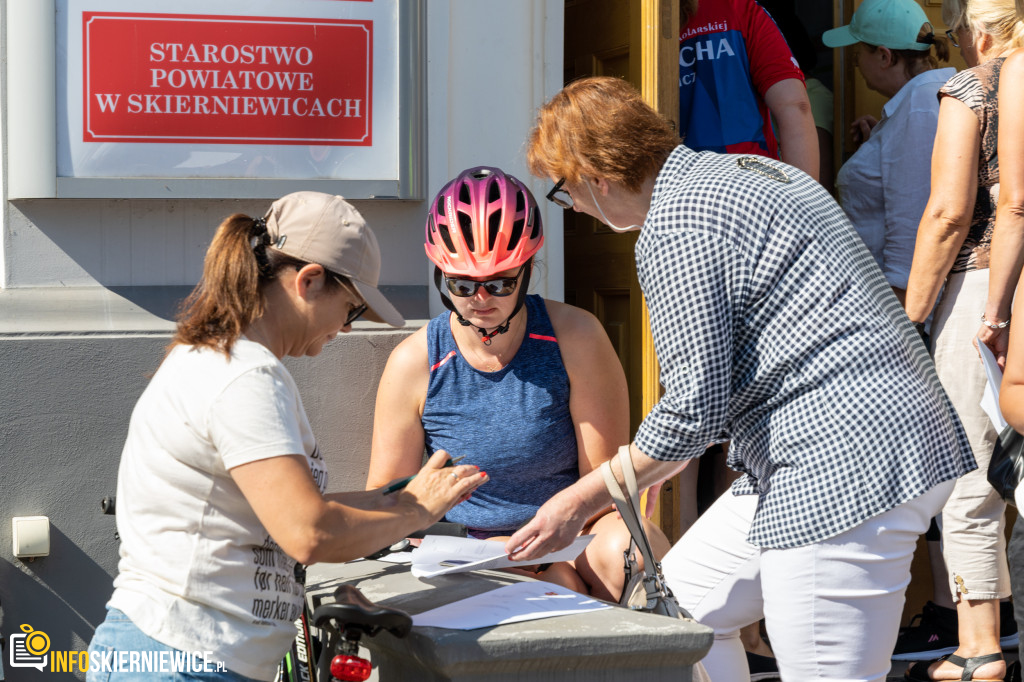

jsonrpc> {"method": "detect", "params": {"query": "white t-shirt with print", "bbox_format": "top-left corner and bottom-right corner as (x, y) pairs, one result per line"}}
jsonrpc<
(108, 338), (327, 681)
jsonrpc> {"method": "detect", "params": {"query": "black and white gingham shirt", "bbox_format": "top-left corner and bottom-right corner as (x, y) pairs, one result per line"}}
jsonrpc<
(634, 146), (975, 549)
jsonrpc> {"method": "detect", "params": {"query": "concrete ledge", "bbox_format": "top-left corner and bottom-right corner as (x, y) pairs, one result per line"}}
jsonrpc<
(0, 285), (429, 336)
(306, 560), (713, 682)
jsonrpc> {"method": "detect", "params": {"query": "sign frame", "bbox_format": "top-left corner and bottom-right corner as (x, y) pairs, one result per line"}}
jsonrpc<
(6, 0), (425, 200)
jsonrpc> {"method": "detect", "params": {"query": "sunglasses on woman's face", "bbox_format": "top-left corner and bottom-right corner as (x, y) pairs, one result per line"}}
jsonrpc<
(344, 302), (368, 326)
(444, 265), (526, 298)
(328, 272), (368, 326)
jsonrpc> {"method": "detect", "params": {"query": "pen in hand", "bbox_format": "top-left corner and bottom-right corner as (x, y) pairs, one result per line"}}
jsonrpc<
(382, 455), (466, 495)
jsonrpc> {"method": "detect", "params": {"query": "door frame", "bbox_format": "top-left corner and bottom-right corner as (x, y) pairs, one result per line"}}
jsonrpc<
(637, 0), (680, 539)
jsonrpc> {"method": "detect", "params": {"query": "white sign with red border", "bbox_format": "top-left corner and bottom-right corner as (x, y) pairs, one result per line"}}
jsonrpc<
(56, 0), (399, 182)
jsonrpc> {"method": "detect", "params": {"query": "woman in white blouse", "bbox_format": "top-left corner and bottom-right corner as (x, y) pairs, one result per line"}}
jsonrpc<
(824, 0), (953, 304)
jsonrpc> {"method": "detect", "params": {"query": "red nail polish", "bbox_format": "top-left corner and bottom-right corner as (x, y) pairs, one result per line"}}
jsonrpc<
(480, 471), (488, 477)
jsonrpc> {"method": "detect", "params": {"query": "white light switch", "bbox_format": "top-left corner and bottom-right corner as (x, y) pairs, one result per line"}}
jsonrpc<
(12, 516), (50, 558)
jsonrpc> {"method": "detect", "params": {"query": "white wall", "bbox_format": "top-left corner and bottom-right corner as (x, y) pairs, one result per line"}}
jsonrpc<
(424, 0), (565, 315)
(0, 0), (565, 303)
(0, 0), (7, 288)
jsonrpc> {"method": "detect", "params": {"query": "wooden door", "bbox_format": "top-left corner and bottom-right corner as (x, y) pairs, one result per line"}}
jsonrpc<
(563, 0), (643, 434)
(562, 0), (681, 540)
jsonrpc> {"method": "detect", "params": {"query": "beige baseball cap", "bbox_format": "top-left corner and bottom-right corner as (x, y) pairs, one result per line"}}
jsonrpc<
(264, 191), (404, 328)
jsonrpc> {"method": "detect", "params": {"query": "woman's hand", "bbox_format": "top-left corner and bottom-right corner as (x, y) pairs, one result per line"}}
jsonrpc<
(850, 115), (878, 146)
(976, 324), (1010, 370)
(505, 483), (596, 561)
(397, 450), (487, 525)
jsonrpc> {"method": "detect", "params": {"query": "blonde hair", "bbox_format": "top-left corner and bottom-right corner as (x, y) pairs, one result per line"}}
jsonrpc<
(963, 0), (1024, 48)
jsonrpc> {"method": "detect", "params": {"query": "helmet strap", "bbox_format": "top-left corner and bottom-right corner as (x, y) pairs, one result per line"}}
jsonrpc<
(432, 261), (532, 346)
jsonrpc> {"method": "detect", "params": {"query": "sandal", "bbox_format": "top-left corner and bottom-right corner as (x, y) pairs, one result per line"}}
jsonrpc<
(904, 653), (1005, 681)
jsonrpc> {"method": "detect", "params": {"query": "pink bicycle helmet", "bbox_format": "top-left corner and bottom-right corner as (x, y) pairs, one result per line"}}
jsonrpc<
(424, 166), (544, 277)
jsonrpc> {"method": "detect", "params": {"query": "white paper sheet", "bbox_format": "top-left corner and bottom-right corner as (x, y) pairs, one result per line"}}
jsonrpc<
(409, 534), (594, 578)
(412, 580), (612, 629)
(978, 336), (1008, 432)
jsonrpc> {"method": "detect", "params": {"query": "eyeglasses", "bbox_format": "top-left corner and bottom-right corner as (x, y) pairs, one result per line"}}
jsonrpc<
(945, 28), (973, 48)
(546, 178), (574, 209)
(328, 272), (368, 326)
(444, 264), (526, 298)
(344, 302), (368, 326)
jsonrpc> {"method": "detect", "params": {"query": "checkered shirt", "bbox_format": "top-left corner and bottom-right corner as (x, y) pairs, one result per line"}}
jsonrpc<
(634, 146), (975, 549)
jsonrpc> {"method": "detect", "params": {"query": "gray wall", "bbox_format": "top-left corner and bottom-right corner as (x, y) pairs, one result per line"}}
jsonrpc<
(0, 321), (416, 680)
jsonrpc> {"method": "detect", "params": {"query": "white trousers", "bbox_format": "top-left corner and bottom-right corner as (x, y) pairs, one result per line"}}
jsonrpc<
(663, 481), (954, 681)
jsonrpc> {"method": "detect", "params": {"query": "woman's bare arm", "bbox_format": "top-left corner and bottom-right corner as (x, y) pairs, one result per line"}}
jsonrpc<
(547, 300), (631, 478)
(903, 96), (981, 323)
(230, 450), (485, 565)
(765, 78), (819, 181)
(980, 50), (1024, 368)
(366, 328), (431, 489)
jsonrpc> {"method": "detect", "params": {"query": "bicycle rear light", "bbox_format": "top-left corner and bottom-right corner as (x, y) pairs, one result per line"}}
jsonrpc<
(330, 654), (372, 682)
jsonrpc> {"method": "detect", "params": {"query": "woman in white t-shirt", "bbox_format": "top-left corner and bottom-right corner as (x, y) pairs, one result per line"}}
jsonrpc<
(86, 192), (487, 682)
(824, 0), (954, 304)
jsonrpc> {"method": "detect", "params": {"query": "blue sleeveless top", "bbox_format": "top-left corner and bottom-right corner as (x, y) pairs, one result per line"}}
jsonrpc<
(424, 295), (579, 536)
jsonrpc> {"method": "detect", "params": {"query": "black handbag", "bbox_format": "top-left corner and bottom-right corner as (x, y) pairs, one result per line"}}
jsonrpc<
(987, 423), (1024, 507)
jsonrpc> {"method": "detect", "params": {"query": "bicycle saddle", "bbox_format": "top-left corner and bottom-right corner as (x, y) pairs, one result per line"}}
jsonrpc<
(312, 585), (412, 638)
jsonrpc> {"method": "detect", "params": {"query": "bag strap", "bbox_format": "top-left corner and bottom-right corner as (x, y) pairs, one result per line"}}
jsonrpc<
(602, 446), (696, 621)
(601, 445), (660, 577)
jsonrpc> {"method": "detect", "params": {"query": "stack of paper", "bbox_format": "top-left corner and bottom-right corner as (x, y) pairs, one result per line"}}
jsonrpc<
(409, 534), (594, 578)
(978, 336), (1008, 431)
(412, 580), (611, 629)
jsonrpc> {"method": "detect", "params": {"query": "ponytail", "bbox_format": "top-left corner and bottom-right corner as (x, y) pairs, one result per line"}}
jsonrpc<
(880, 24), (950, 79)
(171, 213), (272, 356)
(931, 33), (952, 62)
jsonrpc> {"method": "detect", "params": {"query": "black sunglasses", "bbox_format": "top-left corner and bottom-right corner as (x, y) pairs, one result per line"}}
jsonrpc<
(945, 29), (959, 47)
(444, 264), (526, 298)
(344, 302), (368, 327)
(327, 272), (368, 326)
(546, 178), (574, 209)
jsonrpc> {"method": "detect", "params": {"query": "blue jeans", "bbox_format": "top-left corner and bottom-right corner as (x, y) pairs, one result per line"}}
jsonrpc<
(86, 608), (262, 682)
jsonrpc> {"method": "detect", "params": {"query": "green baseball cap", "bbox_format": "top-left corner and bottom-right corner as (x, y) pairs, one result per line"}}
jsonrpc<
(823, 0), (932, 51)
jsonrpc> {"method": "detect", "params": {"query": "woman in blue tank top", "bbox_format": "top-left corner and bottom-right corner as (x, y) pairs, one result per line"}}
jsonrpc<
(367, 166), (670, 601)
